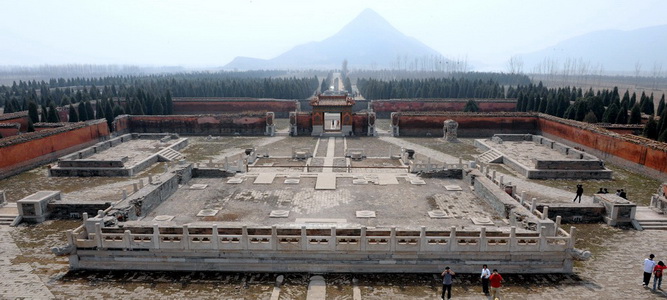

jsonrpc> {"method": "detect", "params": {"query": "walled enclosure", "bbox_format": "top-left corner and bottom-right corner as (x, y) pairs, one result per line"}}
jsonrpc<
(113, 114), (269, 136)
(64, 164), (577, 274)
(172, 98), (298, 118)
(0, 120), (110, 179)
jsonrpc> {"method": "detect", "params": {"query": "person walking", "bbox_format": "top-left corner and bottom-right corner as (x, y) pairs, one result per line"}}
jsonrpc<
(480, 264), (491, 296)
(489, 269), (503, 300)
(644, 254), (656, 287)
(573, 184), (584, 203)
(440, 266), (455, 300)
(653, 261), (666, 291)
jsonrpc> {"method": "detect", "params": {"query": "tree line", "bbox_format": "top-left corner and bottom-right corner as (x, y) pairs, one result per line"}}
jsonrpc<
(356, 77), (505, 100)
(512, 83), (667, 141)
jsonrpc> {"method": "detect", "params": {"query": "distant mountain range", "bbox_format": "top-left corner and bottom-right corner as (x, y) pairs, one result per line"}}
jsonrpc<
(223, 9), (449, 71)
(518, 25), (667, 74)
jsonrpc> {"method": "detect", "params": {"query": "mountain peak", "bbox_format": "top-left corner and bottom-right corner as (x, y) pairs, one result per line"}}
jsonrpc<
(335, 8), (401, 38)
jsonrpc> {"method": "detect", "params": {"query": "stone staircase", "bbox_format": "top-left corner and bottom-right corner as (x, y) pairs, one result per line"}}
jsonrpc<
(157, 148), (185, 162)
(635, 206), (667, 230)
(477, 149), (503, 164)
(0, 203), (21, 227)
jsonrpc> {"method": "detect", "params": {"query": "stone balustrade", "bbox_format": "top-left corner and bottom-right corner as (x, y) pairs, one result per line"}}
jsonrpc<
(69, 223), (573, 254)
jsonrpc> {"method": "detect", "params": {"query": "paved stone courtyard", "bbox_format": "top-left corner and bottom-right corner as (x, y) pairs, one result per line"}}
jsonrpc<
(1, 133), (666, 299)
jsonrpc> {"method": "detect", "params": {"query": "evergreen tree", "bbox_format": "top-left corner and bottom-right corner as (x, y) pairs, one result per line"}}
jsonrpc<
(28, 101), (39, 123)
(563, 105), (576, 119)
(152, 98), (164, 115)
(537, 96), (548, 113)
(463, 99), (479, 112)
(40, 104), (48, 123)
(643, 116), (659, 139)
(112, 104), (124, 118)
(68, 104), (79, 122)
(574, 100), (589, 121)
(47, 102), (60, 123)
(104, 99), (114, 129)
(85, 101), (94, 120)
(629, 104), (642, 124)
(641, 93), (655, 115)
(61, 96), (71, 106)
(583, 111), (598, 123)
(77, 102), (88, 121)
(165, 91), (173, 114)
(27, 118), (35, 132)
(602, 103), (619, 123)
(659, 127), (667, 142)
(614, 104), (628, 124)
(630, 92), (637, 107)
(587, 96), (605, 121)
(95, 101), (104, 120)
(657, 94), (666, 117)
(657, 110), (667, 139)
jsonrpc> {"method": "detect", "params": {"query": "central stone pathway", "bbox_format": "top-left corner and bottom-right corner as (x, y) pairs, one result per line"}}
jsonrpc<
(323, 137), (336, 173)
(0, 227), (54, 299)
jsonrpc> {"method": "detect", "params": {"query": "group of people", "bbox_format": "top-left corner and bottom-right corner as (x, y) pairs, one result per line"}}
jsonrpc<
(596, 187), (627, 199)
(574, 184), (629, 203)
(643, 254), (667, 292)
(441, 265), (503, 300)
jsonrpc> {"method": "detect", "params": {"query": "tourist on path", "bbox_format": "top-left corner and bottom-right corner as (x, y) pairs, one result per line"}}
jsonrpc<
(480, 264), (491, 296)
(489, 269), (503, 300)
(620, 189), (627, 199)
(573, 184), (584, 203)
(440, 266), (455, 300)
(644, 254), (656, 287)
(653, 261), (666, 291)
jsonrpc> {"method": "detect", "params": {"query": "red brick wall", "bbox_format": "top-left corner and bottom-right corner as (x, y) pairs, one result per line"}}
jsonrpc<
(538, 116), (667, 174)
(372, 99), (517, 114)
(396, 113), (538, 137)
(0, 125), (20, 137)
(173, 99), (297, 116)
(0, 121), (110, 170)
(0, 113), (29, 132)
(123, 115), (267, 135)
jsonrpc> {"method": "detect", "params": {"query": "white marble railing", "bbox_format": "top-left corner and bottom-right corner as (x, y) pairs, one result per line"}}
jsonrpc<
(69, 224), (574, 253)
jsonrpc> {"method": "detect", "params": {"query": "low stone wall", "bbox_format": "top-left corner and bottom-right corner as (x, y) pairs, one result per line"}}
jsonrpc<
(49, 203), (112, 220)
(469, 170), (553, 233)
(192, 168), (235, 178)
(109, 164), (192, 221)
(536, 204), (605, 224)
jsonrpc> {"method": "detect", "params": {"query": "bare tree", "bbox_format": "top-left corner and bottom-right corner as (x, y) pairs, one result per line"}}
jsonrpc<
(652, 62), (663, 90)
(635, 61), (643, 87)
(506, 55), (524, 74)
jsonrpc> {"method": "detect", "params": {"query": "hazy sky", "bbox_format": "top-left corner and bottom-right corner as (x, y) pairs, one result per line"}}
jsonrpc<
(1, 0), (666, 69)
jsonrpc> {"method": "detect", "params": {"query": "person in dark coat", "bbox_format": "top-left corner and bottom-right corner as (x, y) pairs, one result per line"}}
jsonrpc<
(573, 184), (584, 203)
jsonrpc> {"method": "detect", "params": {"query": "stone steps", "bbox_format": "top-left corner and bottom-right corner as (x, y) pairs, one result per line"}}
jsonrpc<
(0, 215), (21, 226)
(157, 148), (184, 162)
(477, 149), (503, 164)
(635, 206), (667, 230)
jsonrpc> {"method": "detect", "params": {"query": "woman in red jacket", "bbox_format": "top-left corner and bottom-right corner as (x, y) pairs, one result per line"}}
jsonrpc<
(653, 261), (666, 291)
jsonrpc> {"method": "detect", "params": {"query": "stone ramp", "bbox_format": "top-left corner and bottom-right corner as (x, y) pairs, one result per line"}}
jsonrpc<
(0, 227), (55, 299)
(378, 174), (399, 185)
(315, 173), (336, 190)
(157, 148), (184, 162)
(254, 173), (276, 184)
(635, 206), (667, 230)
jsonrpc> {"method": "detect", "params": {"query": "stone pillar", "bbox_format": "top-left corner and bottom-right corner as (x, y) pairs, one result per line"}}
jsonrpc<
(367, 111), (377, 137)
(242, 226), (249, 250)
(520, 191), (526, 206)
(271, 226), (277, 250)
(449, 226), (456, 251)
(153, 224), (160, 249)
(419, 226), (426, 252)
(530, 198), (537, 213)
(360, 226), (367, 251)
(479, 227), (487, 251)
(300, 226), (307, 251)
(0, 190), (5, 205)
(390, 227), (397, 252)
(391, 112), (400, 137)
(265, 112), (275, 136)
(330, 226), (337, 251)
(182, 225), (190, 250)
(542, 206), (549, 220)
(443, 119), (458, 142)
(212, 224), (219, 251)
(555, 216), (562, 233)
(289, 111), (298, 136)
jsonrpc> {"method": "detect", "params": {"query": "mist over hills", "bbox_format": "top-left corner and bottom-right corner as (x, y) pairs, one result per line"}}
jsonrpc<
(223, 9), (449, 71)
(519, 25), (667, 75)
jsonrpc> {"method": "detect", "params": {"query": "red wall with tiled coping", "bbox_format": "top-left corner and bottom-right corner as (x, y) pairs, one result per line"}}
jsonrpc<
(173, 98), (297, 116)
(372, 99), (517, 113)
(0, 120), (110, 171)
